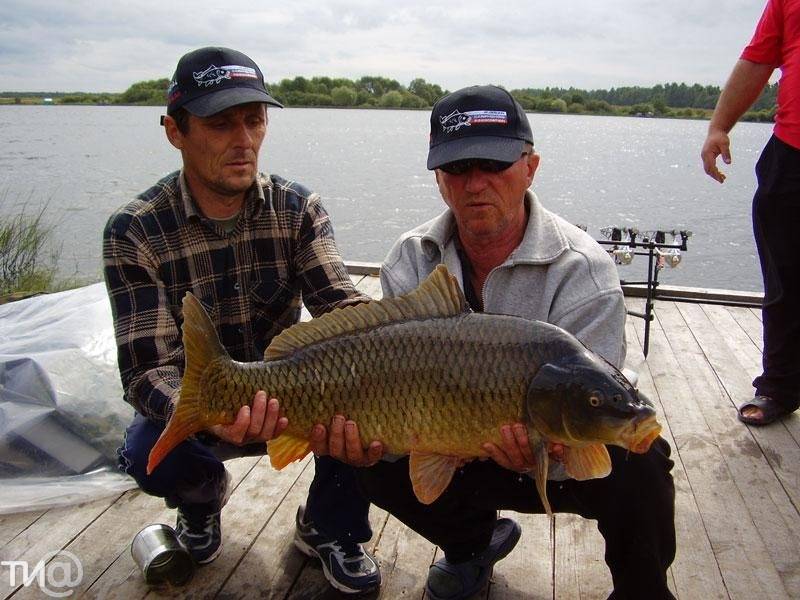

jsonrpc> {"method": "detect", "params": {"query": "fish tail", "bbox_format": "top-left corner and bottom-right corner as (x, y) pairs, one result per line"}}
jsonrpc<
(146, 401), (208, 474)
(147, 292), (229, 474)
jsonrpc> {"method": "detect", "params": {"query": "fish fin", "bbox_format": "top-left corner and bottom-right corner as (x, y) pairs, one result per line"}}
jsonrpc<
(267, 434), (312, 469)
(265, 264), (468, 360)
(409, 451), (462, 505)
(563, 444), (612, 481)
(147, 292), (230, 475)
(146, 401), (210, 474)
(531, 441), (552, 517)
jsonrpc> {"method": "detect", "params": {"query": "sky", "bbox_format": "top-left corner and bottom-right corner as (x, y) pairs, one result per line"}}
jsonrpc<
(0, 0), (772, 94)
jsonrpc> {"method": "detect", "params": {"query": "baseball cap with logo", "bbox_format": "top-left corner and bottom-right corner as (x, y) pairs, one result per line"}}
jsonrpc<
(166, 46), (283, 117)
(427, 85), (533, 170)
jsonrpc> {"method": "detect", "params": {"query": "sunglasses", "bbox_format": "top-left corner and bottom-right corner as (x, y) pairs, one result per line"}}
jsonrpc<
(438, 151), (531, 176)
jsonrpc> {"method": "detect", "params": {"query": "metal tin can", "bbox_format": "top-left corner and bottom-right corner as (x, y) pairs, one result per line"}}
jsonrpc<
(131, 523), (195, 587)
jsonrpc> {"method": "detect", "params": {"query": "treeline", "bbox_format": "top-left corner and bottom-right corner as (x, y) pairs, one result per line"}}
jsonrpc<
(270, 76), (446, 108)
(2, 77), (778, 122)
(511, 82), (777, 122)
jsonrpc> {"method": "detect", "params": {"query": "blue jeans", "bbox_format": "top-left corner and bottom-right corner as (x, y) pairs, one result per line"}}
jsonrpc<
(752, 135), (800, 411)
(119, 413), (372, 542)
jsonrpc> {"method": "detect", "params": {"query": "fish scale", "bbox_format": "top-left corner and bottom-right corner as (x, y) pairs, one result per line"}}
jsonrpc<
(233, 315), (538, 455)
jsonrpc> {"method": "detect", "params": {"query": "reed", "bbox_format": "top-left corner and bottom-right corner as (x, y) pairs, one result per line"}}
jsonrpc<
(0, 200), (59, 298)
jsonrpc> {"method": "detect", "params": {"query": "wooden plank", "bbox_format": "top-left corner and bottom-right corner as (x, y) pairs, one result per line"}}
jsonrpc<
(553, 514), (611, 600)
(80, 456), (265, 599)
(490, 511), (553, 599)
(622, 284), (762, 307)
(700, 304), (762, 376)
(217, 457), (315, 599)
(724, 305), (763, 353)
(372, 513), (437, 600)
(16, 456), (260, 600)
(654, 301), (794, 598)
(0, 495), (121, 600)
(346, 261), (381, 276)
(676, 302), (800, 500)
(676, 302), (800, 588)
(0, 511), (44, 549)
(354, 274), (383, 299)
(626, 311), (720, 599)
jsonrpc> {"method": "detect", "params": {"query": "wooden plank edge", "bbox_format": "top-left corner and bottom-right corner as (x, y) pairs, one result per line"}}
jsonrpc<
(342, 262), (764, 308)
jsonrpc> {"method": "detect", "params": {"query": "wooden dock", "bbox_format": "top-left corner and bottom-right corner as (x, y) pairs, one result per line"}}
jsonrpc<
(1, 272), (798, 599)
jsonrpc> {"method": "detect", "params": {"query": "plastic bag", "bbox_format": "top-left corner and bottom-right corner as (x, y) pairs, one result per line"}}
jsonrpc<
(0, 283), (136, 514)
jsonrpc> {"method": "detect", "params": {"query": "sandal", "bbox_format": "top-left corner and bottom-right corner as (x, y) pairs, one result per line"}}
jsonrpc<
(425, 518), (521, 600)
(737, 395), (793, 426)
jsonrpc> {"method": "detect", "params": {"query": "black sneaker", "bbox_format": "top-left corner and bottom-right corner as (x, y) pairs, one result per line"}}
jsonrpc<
(175, 507), (222, 564)
(294, 505), (381, 594)
(175, 469), (231, 565)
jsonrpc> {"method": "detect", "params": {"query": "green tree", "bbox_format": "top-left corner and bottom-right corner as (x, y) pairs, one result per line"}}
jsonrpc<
(331, 86), (358, 106)
(357, 76), (402, 99)
(408, 78), (445, 105)
(379, 90), (404, 108)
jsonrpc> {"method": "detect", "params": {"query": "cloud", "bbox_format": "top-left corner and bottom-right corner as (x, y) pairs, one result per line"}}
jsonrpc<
(0, 0), (771, 93)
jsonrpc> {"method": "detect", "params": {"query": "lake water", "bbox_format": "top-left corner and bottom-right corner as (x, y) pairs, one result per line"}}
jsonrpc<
(0, 105), (772, 292)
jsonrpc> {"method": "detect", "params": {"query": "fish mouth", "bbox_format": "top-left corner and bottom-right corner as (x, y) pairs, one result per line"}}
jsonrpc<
(621, 415), (662, 454)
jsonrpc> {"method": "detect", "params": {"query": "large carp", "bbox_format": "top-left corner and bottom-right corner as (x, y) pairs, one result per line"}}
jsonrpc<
(148, 265), (661, 513)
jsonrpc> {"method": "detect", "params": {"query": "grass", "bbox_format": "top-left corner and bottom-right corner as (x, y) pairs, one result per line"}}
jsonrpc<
(0, 199), (60, 301)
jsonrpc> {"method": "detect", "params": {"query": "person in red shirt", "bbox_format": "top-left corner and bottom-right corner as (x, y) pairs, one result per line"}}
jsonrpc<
(701, 0), (800, 425)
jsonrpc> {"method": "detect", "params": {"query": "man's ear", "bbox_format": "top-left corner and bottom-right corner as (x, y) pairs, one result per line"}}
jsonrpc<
(526, 151), (540, 186)
(163, 115), (184, 150)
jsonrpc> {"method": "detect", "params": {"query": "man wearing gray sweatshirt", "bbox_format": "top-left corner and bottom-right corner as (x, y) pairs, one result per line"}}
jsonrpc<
(354, 85), (676, 600)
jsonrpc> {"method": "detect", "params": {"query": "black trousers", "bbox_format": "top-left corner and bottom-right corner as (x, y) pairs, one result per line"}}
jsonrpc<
(357, 438), (676, 600)
(752, 135), (800, 411)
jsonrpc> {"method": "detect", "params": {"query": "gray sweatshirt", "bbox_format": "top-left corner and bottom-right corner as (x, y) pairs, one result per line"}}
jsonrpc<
(380, 191), (627, 368)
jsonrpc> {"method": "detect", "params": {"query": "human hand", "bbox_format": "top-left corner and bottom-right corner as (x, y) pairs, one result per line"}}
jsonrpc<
(309, 415), (384, 467)
(208, 391), (288, 445)
(482, 423), (564, 473)
(701, 129), (731, 183)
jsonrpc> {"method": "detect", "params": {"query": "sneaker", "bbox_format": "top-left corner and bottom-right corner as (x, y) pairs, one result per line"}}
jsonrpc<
(176, 508), (222, 565)
(175, 469), (231, 565)
(293, 505), (381, 594)
(426, 517), (521, 600)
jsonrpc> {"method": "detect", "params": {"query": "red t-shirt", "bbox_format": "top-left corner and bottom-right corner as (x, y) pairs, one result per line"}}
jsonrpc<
(742, 0), (800, 148)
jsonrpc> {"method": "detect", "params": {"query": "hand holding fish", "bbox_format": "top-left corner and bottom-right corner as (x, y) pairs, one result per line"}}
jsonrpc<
(208, 391), (288, 445)
(309, 416), (385, 467)
(482, 424), (565, 473)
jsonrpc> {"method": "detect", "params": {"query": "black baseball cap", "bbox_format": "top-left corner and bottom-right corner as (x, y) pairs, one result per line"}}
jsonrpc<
(166, 46), (283, 117)
(427, 85), (533, 170)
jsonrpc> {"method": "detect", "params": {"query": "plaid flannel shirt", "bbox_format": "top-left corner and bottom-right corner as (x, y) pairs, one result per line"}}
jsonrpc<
(103, 170), (367, 426)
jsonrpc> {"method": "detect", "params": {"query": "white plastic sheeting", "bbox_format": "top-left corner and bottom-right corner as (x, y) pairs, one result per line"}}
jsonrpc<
(0, 284), (136, 514)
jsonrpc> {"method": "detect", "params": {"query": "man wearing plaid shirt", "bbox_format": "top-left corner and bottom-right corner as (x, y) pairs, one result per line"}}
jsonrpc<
(103, 47), (380, 593)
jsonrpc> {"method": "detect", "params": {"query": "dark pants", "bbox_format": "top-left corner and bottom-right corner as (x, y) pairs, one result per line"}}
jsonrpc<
(752, 135), (800, 411)
(357, 438), (676, 600)
(119, 413), (372, 542)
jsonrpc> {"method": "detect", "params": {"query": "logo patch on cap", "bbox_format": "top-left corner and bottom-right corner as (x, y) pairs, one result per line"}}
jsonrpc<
(440, 109), (508, 134)
(192, 64), (258, 88)
(193, 65), (231, 87)
(224, 65), (258, 80)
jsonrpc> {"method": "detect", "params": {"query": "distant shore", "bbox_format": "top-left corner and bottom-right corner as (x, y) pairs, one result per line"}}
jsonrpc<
(0, 75), (777, 123)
